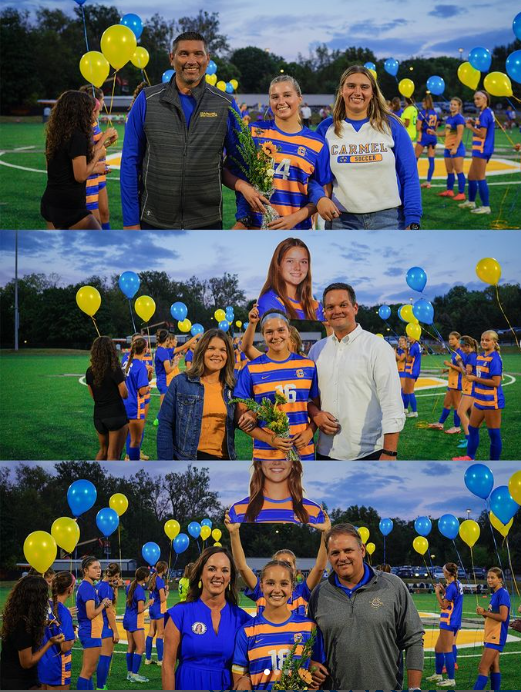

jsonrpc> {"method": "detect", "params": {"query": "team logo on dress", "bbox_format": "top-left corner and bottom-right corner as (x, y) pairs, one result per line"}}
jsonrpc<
(296, 369), (304, 378)
(370, 597), (384, 609)
(191, 622), (207, 634)
(293, 633), (303, 643)
(297, 146), (306, 157)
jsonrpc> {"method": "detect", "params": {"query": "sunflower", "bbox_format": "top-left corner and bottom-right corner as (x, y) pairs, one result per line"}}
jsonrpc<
(261, 141), (277, 157)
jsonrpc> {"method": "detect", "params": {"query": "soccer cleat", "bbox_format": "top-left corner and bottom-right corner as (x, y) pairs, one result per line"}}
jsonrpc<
(471, 206), (491, 214)
(452, 455), (473, 461)
(457, 439), (469, 448)
(153, 418), (159, 427)
(96, 687), (108, 691)
(444, 427), (461, 435)
(438, 190), (454, 197)
(140, 452), (150, 460)
(438, 679), (456, 688)
(458, 200), (476, 209)
(442, 665), (459, 673)
(131, 674), (150, 683)
(425, 673), (443, 682)
(427, 422), (444, 430)
(406, 411), (418, 418)
(144, 659), (152, 665)
(452, 193), (466, 201)
(126, 673), (133, 681)
(420, 182), (431, 188)
(157, 660), (163, 667)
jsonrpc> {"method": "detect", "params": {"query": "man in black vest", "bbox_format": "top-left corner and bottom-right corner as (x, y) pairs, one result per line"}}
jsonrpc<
(121, 32), (241, 229)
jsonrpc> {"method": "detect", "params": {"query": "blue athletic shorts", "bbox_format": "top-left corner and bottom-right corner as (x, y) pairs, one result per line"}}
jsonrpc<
(102, 624), (114, 639)
(418, 134), (437, 147)
(484, 642), (504, 652)
(444, 144), (465, 158)
(79, 634), (102, 648)
(472, 152), (492, 162)
(440, 624), (460, 634)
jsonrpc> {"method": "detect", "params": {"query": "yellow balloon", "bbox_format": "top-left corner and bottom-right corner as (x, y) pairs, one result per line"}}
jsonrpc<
(109, 493), (129, 516)
(236, 320), (242, 328)
(79, 51), (110, 88)
(369, 69), (377, 81)
(358, 527), (369, 544)
(508, 470), (521, 506)
(398, 78), (414, 98)
(24, 531), (57, 574)
(200, 525), (211, 541)
(366, 542), (376, 555)
(51, 518), (80, 554)
(400, 304), (418, 323)
(178, 319), (192, 333)
(475, 257), (501, 285)
(459, 519), (480, 547)
(230, 79), (239, 90)
(457, 61), (480, 90)
(164, 519), (180, 540)
(100, 24), (137, 70)
(413, 536), (429, 555)
(216, 80), (226, 92)
(214, 541), (222, 547)
(483, 71), (513, 98)
(406, 322), (422, 340)
(76, 285), (101, 317)
(212, 528), (222, 541)
(130, 47), (150, 69)
(135, 295), (156, 322)
(489, 511), (513, 538)
(205, 74), (217, 85)
(214, 309), (226, 322)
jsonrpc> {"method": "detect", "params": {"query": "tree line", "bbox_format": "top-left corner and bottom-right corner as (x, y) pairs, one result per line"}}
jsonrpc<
(1, 5), (519, 112)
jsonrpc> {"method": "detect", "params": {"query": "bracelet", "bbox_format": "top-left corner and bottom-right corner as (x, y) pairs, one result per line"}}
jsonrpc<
(381, 449), (398, 457)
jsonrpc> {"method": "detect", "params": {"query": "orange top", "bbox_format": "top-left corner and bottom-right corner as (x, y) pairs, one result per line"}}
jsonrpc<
(197, 380), (227, 458)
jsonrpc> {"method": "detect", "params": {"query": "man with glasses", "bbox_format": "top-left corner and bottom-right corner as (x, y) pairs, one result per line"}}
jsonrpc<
(308, 282), (405, 460)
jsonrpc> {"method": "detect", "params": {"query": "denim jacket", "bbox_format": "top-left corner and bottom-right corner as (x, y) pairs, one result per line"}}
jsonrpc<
(156, 371), (236, 460)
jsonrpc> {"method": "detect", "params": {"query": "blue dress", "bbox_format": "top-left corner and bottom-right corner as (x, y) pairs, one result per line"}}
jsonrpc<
(165, 598), (251, 690)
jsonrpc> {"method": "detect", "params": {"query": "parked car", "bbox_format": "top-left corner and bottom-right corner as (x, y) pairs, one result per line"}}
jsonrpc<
(412, 566), (429, 578)
(471, 567), (487, 579)
(396, 567), (413, 578)
(457, 567), (468, 579)
(432, 569), (445, 581)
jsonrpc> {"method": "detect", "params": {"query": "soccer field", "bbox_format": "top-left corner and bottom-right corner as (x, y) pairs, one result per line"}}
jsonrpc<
(0, 349), (520, 461)
(0, 582), (519, 690)
(0, 118), (520, 230)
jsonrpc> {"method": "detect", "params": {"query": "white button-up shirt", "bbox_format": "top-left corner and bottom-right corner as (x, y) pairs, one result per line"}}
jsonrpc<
(308, 325), (405, 460)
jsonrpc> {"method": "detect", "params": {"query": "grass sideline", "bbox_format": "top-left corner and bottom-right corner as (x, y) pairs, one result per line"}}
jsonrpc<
(0, 350), (519, 460)
(0, 582), (519, 690)
(0, 120), (520, 230)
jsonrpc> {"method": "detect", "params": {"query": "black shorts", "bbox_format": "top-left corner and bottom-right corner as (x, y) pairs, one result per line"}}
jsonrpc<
(41, 197), (92, 230)
(94, 414), (128, 435)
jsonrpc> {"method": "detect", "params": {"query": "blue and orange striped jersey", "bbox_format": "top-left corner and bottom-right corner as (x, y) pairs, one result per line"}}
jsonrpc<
(94, 121), (107, 189)
(234, 352), (319, 461)
(445, 113), (465, 149)
(403, 342), (421, 378)
(228, 495), (325, 524)
(472, 351), (504, 410)
(484, 588), (510, 647)
(258, 289), (325, 321)
(245, 577), (311, 616)
(122, 350), (152, 404)
(235, 345), (248, 372)
(447, 348), (464, 389)
(77, 580), (103, 639)
(85, 120), (102, 211)
(418, 108), (438, 134)
(123, 358), (149, 420)
(232, 612), (322, 690)
(396, 347), (406, 375)
(95, 580), (115, 633)
(472, 108), (495, 157)
(123, 583), (146, 632)
(149, 575), (167, 619)
(37, 601), (75, 687)
(155, 346), (171, 390)
(235, 121), (330, 230)
(461, 351), (477, 396)
(439, 580), (463, 631)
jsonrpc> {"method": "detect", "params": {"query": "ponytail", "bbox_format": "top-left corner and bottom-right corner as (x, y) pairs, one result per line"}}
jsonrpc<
(127, 566), (149, 607)
(51, 572), (74, 620)
(149, 561), (168, 593)
(125, 336), (147, 374)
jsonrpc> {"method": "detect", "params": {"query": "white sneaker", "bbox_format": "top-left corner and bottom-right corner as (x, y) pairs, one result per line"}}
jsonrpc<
(130, 674), (150, 683)
(144, 659), (152, 665)
(157, 660), (163, 667)
(404, 409), (409, 415)
(438, 679), (456, 688)
(458, 200), (476, 209)
(425, 673), (443, 682)
(406, 411), (418, 418)
(126, 673), (133, 681)
(471, 206), (491, 214)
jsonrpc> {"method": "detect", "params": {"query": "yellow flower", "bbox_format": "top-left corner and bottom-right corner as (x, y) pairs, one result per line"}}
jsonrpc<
(298, 668), (313, 684)
(261, 141), (277, 157)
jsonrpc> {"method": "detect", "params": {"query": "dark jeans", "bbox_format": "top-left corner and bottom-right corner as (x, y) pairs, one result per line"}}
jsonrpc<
(316, 450), (383, 460)
(196, 451), (228, 460)
(141, 220), (223, 230)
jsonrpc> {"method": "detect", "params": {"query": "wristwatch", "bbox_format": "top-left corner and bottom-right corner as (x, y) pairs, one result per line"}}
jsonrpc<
(409, 223), (421, 230)
(381, 449), (398, 457)
(236, 216), (251, 227)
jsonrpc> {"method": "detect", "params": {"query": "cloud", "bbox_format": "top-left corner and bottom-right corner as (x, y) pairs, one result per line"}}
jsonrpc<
(348, 18), (409, 35)
(421, 462), (452, 477)
(428, 28), (512, 55)
(384, 267), (405, 278)
(428, 5), (463, 18)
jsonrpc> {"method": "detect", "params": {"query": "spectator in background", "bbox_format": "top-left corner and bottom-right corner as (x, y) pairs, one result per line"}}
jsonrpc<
(301, 102), (312, 127)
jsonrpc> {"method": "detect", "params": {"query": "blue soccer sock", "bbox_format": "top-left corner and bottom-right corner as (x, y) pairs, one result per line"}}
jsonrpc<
(126, 652), (133, 672)
(488, 427), (502, 460)
(467, 425), (479, 459)
(439, 407), (451, 424)
(490, 672), (501, 691)
(469, 180), (478, 202)
(427, 157), (435, 182)
(454, 410), (461, 427)
(473, 674), (488, 690)
(453, 643), (458, 662)
(132, 653), (143, 675)
(128, 445), (140, 461)
(457, 172), (466, 193)
(77, 678), (90, 690)
(444, 651), (455, 679)
(447, 173), (455, 190)
(96, 654), (112, 688)
(126, 432), (131, 456)
(156, 637), (164, 662)
(478, 179), (490, 206)
(102, 222), (111, 230)
(146, 635), (153, 660)
(435, 651), (444, 674)
(88, 678), (94, 690)
(402, 393), (410, 409)
(409, 393), (417, 412)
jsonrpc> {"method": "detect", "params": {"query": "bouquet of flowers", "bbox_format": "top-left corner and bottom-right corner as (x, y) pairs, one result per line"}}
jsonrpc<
(272, 627), (317, 691)
(229, 107), (280, 229)
(230, 390), (300, 461)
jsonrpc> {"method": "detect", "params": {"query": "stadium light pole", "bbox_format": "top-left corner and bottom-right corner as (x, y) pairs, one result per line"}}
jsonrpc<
(14, 231), (19, 351)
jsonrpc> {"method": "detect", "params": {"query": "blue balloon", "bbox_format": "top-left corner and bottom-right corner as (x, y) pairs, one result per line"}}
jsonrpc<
(120, 13), (143, 40)
(74, 0), (86, 5)
(468, 46), (491, 73)
(206, 60), (217, 76)
(406, 266), (427, 293)
(188, 521), (201, 539)
(438, 514), (459, 540)
(506, 50), (521, 85)
(201, 518), (212, 528)
(242, 322), (249, 331)
(514, 12), (521, 41)
(118, 271), (140, 299)
(412, 298), (434, 325)
(364, 62), (376, 71)
(162, 69), (175, 83)
(490, 486), (519, 525)
(379, 518), (393, 536)
(426, 75), (445, 96)
(67, 479), (97, 517)
(96, 507), (119, 537)
(142, 542), (161, 566)
(174, 533), (189, 554)
(464, 463), (494, 500)
(218, 320), (229, 332)
(170, 301), (188, 321)
(384, 58), (399, 77)
(191, 323), (204, 336)
(225, 82), (234, 93)
(378, 305), (391, 320)
(414, 516), (432, 537)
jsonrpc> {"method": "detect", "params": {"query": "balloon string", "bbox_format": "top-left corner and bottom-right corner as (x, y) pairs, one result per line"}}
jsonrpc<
(469, 546), (479, 608)
(81, 5), (90, 52)
(143, 68), (151, 86)
(118, 524), (122, 575)
(167, 543), (172, 587)
(128, 299), (137, 333)
(492, 113), (516, 147)
(383, 535), (386, 565)
(512, 95), (521, 104)
(486, 507), (504, 571)
(108, 71), (117, 117)
(494, 284), (520, 349)
(384, 320), (399, 337)
(91, 316), (101, 337)
(506, 538), (521, 597)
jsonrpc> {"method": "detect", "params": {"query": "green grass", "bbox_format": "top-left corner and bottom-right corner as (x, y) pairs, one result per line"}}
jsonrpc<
(0, 582), (519, 689)
(0, 350), (520, 460)
(1, 119), (519, 230)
